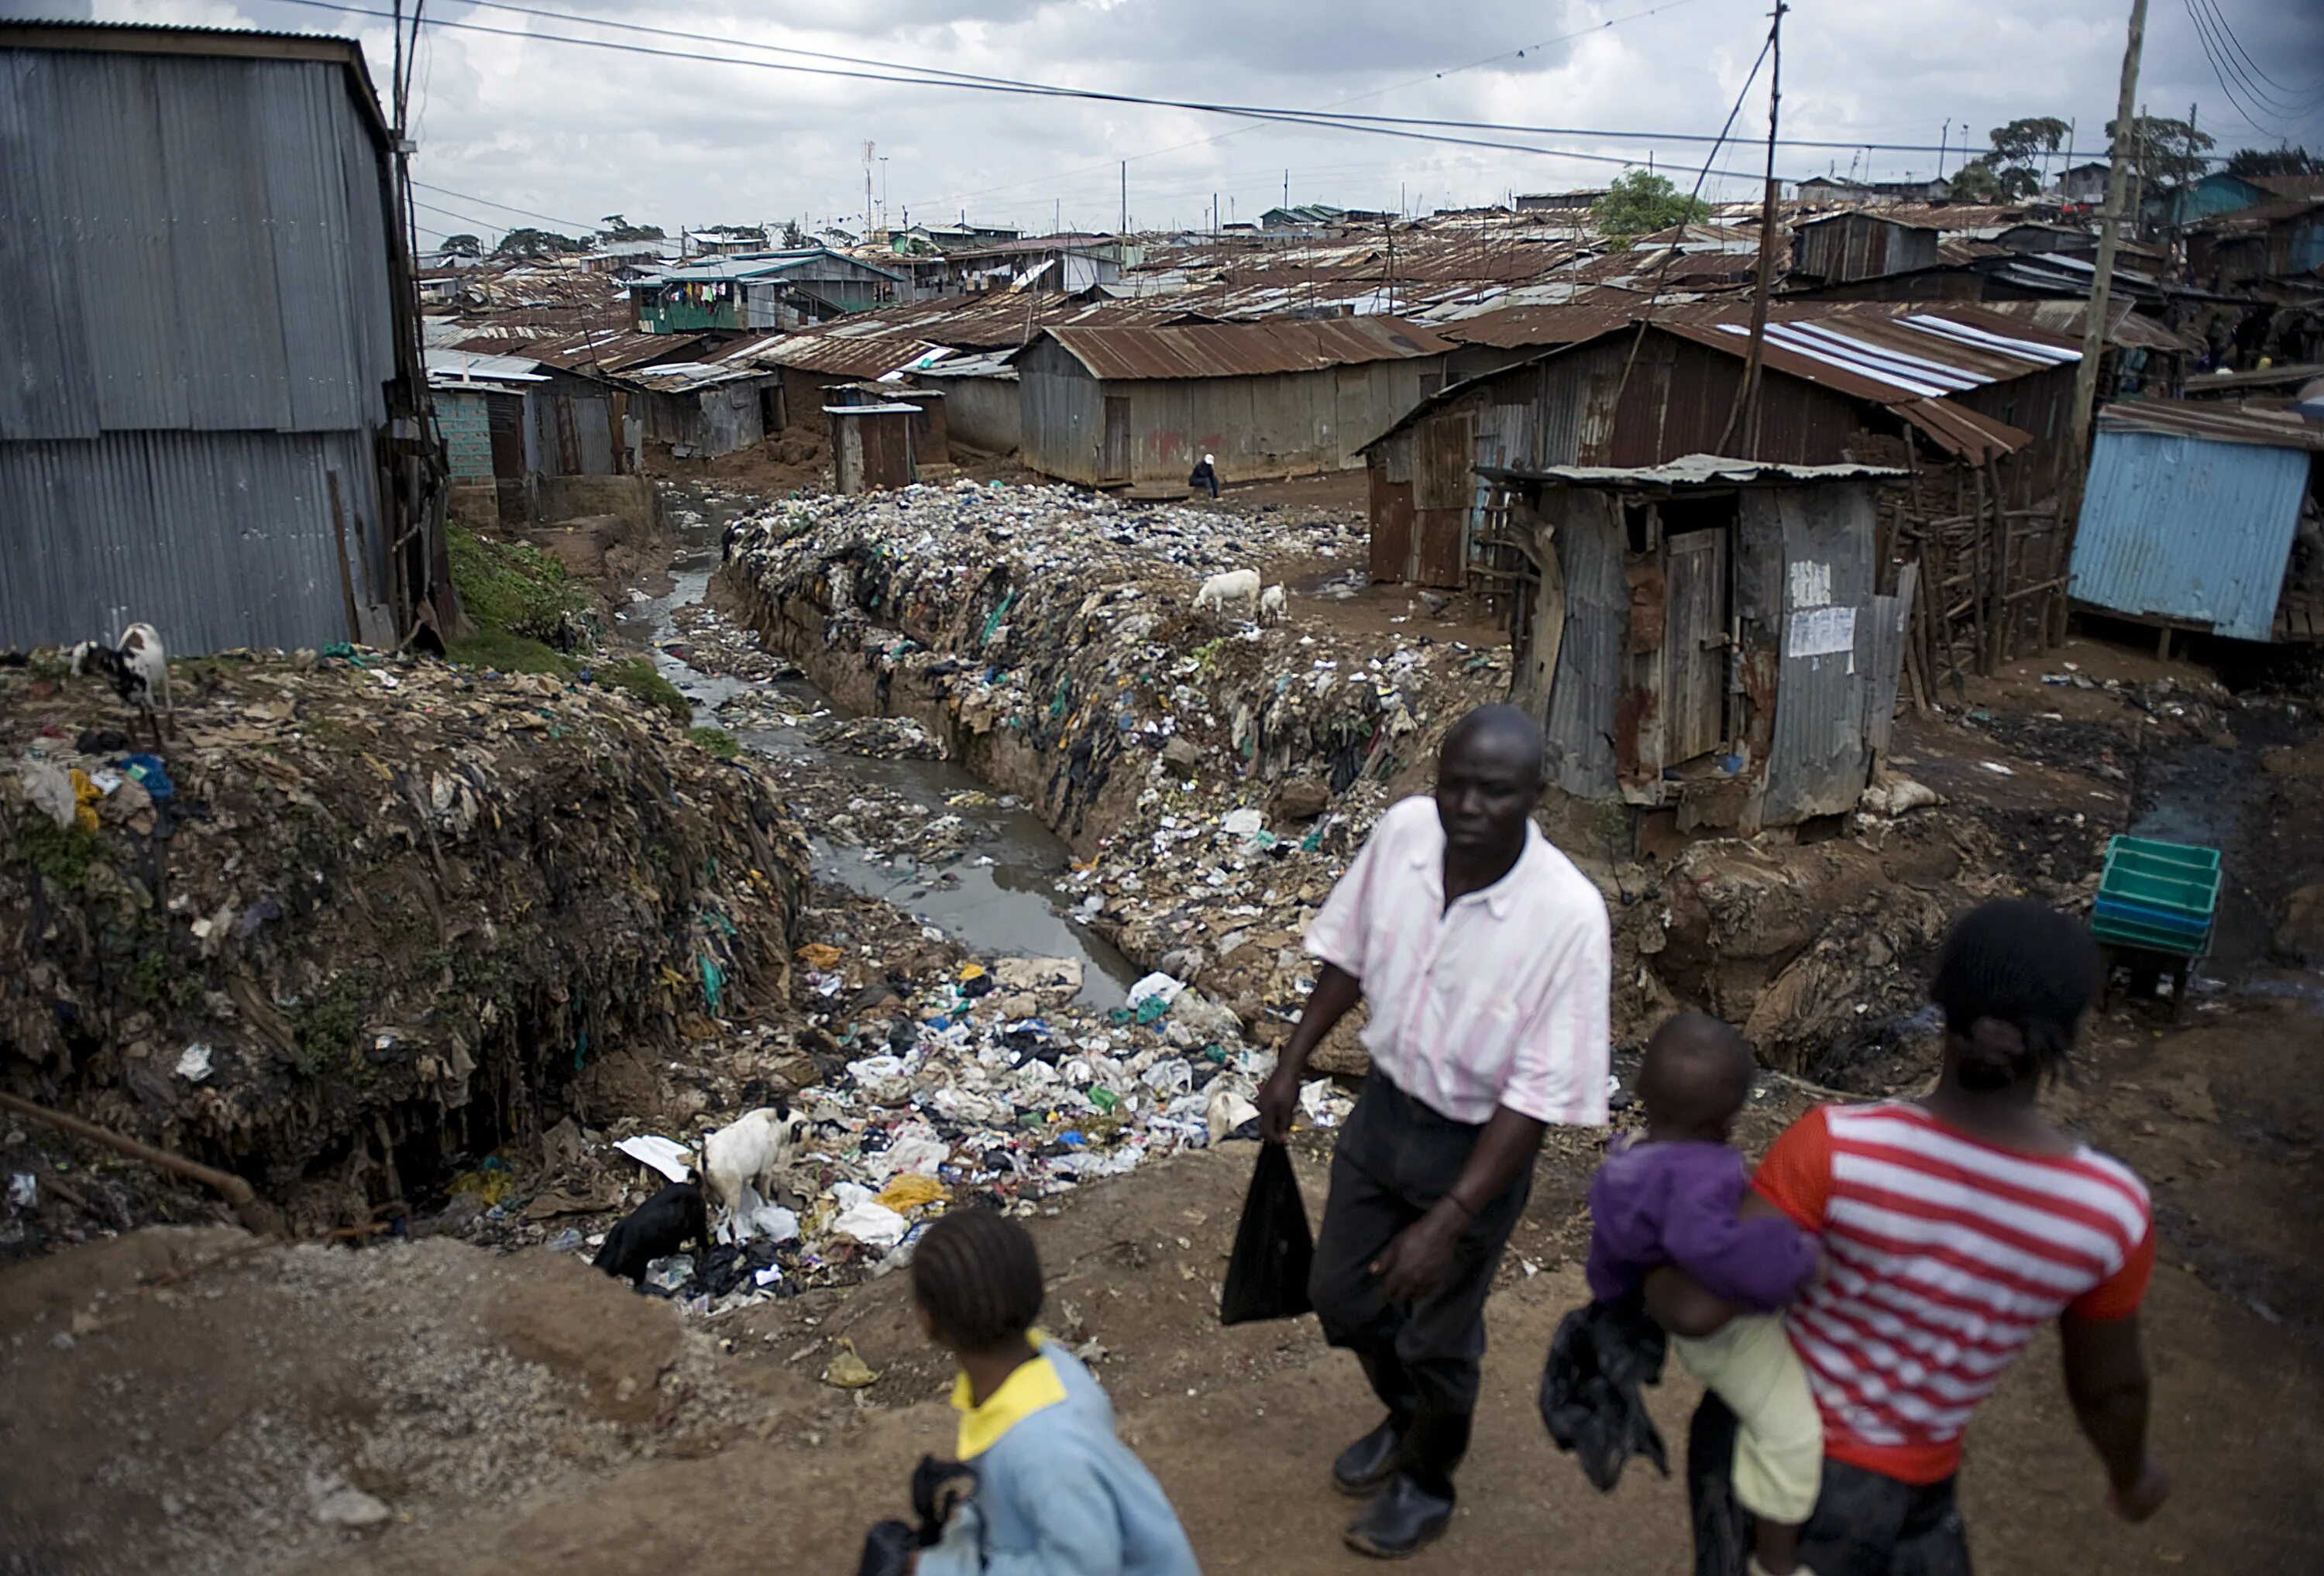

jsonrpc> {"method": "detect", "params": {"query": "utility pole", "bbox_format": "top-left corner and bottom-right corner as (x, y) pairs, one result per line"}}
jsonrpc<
(1120, 161), (1127, 236)
(1212, 191), (1219, 237)
(1730, 0), (1787, 458)
(1937, 118), (1950, 180)
(2069, 0), (2147, 496)
(1283, 170), (1289, 211)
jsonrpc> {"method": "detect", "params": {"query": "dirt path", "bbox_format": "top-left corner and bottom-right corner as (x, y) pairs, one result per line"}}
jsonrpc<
(12, 1002), (2319, 1576)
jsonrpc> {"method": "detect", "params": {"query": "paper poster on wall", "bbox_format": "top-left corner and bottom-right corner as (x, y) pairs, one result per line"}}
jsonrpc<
(1788, 560), (1834, 609)
(1786, 604), (1856, 658)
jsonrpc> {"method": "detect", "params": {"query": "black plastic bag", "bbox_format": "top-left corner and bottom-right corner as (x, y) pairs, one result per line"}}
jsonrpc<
(1219, 1142), (1315, 1325)
(856, 1456), (978, 1576)
(1538, 1300), (1670, 1490)
(855, 1519), (916, 1576)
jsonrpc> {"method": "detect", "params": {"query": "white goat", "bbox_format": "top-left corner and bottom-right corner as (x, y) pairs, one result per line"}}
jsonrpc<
(700, 1103), (811, 1241)
(74, 623), (174, 745)
(1194, 568), (1261, 620)
(1258, 583), (1287, 625)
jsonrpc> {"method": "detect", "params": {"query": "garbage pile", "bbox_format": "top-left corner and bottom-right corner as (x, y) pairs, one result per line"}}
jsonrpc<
(712, 482), (1509, 1041)
(468, 885), (1353, 1316)
(0, 649), (809, 1234)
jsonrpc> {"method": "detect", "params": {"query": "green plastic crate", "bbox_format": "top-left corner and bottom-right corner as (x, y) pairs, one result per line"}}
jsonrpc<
(2104, 836), (2220, 876)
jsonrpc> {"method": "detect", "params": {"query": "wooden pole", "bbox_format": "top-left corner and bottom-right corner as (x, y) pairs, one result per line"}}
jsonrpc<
(1734, 0), (1788, 458)
(0, 1090), (279, 1235)
(2067, 0), (2148, 505)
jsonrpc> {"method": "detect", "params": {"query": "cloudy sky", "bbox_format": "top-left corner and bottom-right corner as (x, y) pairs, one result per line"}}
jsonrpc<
(15, 0), (2324, 247)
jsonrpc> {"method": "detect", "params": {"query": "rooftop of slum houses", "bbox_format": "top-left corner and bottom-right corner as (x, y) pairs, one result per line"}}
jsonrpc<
(633, 249), (906, 285)
(2096, 398), (2324, 451)
(2188, 194), (2324, 235)
(1035, 316), (1455, 379)
(733, 294), (1157, 379)
(423, 347), (552, 392)
(1480, 454), (1909, 490)
(0, 18), (387, 137)
(1373, 300), (2078, 462)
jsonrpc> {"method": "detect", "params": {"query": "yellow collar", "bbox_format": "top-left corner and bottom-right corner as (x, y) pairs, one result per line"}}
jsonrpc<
(951, 1338), (1067, 1459)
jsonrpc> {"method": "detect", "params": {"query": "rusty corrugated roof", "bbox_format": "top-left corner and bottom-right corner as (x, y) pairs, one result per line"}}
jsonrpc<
(2095, 399), (2324, 451)
(1040, 318), (1452, 379)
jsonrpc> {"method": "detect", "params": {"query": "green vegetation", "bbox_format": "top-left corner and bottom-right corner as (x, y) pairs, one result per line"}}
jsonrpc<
(11, 812), (99, 888)
(595, 658), (689, 719)
(447, 525), (590, 645)
(1591, 169), (1710, 240)
(291, 967), (376, 1078)
(689, 725), (741, 760)
(448, 627), (577, 678)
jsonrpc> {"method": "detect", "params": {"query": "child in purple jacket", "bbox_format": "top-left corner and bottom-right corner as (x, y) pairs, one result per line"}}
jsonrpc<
(1587, 1014), (1821, 1576)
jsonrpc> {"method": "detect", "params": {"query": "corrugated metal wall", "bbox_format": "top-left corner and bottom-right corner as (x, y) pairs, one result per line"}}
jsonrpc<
(1541, 495), (1626, 800)
(933, 376), (1019, 454)
(0, 429), (381, 651)
(1758, 482), (1883, 823)
(2068, 429), (2309, 642)
(1019, 346), (1442, 487)
(0, 46), (400, 651)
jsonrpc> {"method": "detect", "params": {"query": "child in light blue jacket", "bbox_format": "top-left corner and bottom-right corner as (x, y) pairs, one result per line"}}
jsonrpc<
(908, 1208), (1200, 1576)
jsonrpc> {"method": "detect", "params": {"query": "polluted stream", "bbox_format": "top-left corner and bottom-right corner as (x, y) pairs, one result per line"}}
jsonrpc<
(631, 517), (1137, 1010)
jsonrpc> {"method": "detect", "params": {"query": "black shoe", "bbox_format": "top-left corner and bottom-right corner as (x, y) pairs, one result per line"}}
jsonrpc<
(1332, 1416), (1408, 1497)
(1343, 1472), (1455, 1559)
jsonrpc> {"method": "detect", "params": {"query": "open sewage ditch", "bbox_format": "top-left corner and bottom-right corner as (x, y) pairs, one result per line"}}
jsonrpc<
(5, 478), (2318, 1266)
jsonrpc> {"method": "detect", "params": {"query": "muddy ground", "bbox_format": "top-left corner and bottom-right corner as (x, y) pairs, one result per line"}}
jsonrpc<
(5, 479), (2322, 1574)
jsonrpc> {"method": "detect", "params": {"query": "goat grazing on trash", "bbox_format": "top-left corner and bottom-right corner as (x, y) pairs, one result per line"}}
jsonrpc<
(701, 1102), (811, 1240)
(592, 1179), (713, 1286)
(71, 623), (175, 746)
(1258, 583), (1287, 626)
(1193, 568), (1260, 620)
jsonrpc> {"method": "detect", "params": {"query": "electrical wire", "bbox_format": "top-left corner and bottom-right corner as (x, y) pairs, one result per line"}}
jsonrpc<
(2182, 0), (2299, 139)
(252, 0), (2138, 164)
(411, 180), (600, 233)
(2192, 0), (2324, 113)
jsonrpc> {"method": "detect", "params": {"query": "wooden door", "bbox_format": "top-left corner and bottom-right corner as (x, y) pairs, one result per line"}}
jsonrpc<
(1662, 528), (1730, 765)
(1101, 395), (1131, 482)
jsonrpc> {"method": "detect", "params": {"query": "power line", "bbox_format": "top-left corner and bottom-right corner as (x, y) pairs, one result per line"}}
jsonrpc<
(2182, 0), (2300, 136)
(256, 0), (2150, 170)
(411, 180), (598, 232)
(2193, 0), (2324, 113)
(896, 0), (1728, 211)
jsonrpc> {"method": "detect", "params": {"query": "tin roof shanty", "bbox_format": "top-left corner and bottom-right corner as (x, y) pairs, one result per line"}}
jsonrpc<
(2071, 400), (2324, 645)
(1037, 318), (1453, 380)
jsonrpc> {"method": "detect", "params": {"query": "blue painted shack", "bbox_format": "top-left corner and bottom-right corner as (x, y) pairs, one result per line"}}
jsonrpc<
(2069, 402), (2324, 645)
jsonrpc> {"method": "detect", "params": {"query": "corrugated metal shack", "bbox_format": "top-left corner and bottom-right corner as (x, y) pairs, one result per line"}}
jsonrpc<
(1487, 457), (1913, 835)
(1018, 319), (1451, 487)
(828, 404), (921, 494)
(1789, 211), (1939, 284)
(829, 385), (950, 468)
(620, 359), (782, 458)
(0, 22), (440, 653)
(915, 349), (1023, 454)
(631, 250), (905, 333)
(2069, 401), (2324, 646)
(1361, 310), (2055, 589)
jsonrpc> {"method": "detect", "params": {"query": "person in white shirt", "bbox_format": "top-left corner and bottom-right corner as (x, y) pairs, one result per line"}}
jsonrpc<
(1257, 703), (1612, 1558)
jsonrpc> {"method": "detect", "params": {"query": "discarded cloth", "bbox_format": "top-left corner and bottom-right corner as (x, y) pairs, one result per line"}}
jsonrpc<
(1539, 1299), (1670, 1491)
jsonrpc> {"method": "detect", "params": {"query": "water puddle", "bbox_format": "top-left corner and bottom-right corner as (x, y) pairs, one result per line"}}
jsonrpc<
(632, 499), (1137, 1009)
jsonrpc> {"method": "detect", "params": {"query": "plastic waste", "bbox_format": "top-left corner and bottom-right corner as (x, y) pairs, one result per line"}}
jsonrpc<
(830, 1183), (911, 1249)
(176, 1043), (213, 1082)
(614, 1134), (693, 1184)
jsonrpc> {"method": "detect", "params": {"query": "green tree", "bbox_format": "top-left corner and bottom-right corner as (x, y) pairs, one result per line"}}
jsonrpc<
(438, 233), (483, 258)
(2225, 146), (2318, 179)
(596, 213), (665, 242)
(493, 227), (585, 260)
(1972, 115), (2071, 198)
(1945, 160), (2006, 203)
(781, 219), (809, 248)
(1591, 169), (1710, 239)
(2110, 114), (2215, 195)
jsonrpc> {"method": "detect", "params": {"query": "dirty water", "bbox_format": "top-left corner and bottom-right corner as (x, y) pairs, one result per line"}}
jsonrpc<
(634, 512), (1137, 1010)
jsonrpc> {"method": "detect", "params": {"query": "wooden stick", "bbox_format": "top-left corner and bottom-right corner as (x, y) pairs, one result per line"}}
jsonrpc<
(0, 1091), (270, 1228)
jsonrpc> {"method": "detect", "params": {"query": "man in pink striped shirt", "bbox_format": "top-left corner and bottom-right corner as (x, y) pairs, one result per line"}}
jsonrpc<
(1257, 704), (1612, 1558)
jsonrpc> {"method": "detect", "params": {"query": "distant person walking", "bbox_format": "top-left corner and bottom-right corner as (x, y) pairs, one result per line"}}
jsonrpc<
(1257, 703), (1611, 1558)
(1188, 453), (1219, 499)
(1666, 900), (2167, 1574)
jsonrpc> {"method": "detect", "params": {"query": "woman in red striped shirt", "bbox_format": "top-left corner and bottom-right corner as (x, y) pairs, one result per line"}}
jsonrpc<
(1663, 900), (2169, 1574)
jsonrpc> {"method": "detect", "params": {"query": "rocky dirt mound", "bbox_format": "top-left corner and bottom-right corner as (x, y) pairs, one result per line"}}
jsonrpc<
(1, 652), (808, 1242)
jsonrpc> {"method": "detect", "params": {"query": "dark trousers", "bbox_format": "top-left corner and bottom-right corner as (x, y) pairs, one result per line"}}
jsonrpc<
(1688, 1394), (1972, 1576)
(1308, 1076), (1535, 1488)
